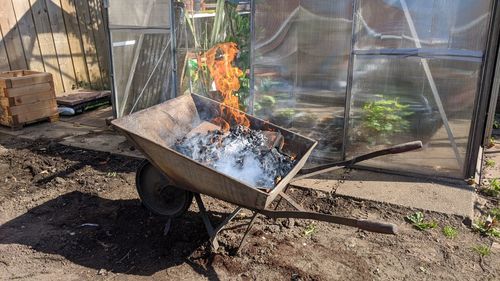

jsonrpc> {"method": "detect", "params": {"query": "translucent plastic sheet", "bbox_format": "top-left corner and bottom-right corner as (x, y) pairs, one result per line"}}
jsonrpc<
(347, 56), (482, 177)
(252, 0), (494, 177)
(355, 0), (492, 52)
(346, 0), (493, 177)
(252, 0), (353, 162)
(111, 31), (173, 117)
(108, 0), (177, 117)
(108, 0), (171, 29)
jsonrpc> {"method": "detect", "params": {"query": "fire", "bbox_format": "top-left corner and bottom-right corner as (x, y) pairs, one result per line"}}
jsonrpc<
(198, 42), (249, 130)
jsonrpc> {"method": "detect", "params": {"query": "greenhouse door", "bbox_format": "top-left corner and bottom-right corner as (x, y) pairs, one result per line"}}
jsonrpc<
(106, 0), (177, 118)
(345, 0), (495, 178)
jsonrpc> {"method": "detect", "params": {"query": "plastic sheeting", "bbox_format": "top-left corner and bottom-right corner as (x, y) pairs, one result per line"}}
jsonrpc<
(252, 0), (353, 162)
(252, 0), (494, 177)
(108, 0), (176, 118)
(346, 0), (493, 177)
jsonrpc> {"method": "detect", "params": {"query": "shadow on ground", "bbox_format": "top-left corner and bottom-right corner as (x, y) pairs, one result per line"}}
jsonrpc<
(0, 191), (226, 279)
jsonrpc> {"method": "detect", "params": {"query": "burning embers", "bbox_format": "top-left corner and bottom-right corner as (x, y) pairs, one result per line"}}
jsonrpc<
(174, 124), (295, 189)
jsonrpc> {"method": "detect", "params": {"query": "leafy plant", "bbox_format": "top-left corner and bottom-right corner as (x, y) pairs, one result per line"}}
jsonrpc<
(480, 178), (500, 197)
(442, 226), (458, 239)
(303, 223), (316, 236)
(473, 245), (491, 257)
(487, 137), (496, 148)
(276, 109), (296, 120)
(490, 208), (500, 221)
(493, 120), (500, 129)
(472, 216), (500, 238)
(406, 212), (437, 231)
(360, 95), (413, 144)
(485, 159), (495, 168)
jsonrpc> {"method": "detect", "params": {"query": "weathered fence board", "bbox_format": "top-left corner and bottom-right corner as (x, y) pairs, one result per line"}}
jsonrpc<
(0, 27), (10, 71)
(0, 0), (28, 70)
(73, 0), (104, 90)
(11, 0), (45, 72)
(0, 0), (110, 96)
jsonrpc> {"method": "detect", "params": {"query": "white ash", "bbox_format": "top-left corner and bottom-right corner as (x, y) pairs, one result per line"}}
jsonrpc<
(174, 125), (295, 189)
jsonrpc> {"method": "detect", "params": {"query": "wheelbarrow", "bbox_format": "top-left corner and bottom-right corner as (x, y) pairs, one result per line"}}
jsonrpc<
(111, 94), (422, 253)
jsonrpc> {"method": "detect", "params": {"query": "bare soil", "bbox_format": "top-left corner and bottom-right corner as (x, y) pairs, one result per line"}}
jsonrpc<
(0, 134), (498, 280)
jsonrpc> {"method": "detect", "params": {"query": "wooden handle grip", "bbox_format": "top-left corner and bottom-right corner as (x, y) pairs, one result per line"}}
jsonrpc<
(356, 220), (399, 234)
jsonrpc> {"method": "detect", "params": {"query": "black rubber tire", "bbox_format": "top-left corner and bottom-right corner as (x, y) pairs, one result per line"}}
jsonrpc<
(135, 160), (193, 217)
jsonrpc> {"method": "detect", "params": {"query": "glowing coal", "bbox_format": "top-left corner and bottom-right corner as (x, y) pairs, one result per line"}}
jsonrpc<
(174, 125), (295, 189)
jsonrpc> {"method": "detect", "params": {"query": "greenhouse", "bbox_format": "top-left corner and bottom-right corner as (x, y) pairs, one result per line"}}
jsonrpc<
(107, 0), (500, 179)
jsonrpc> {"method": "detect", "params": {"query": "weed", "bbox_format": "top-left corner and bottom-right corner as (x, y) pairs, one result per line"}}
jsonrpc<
(490, 208), (500, 221)
(442, 226), (458, 239)
(480, 178), (500, 197)
(485, 159), (496, 168)
(406, 212), (437, 231)
(473, 245), (491, 257)
(487, 137), (496, 148)
(303, 224), (316, 236)
(494, 120), (500, 129)
(472, 216), (500, 238)
(107, 172), (117, 178)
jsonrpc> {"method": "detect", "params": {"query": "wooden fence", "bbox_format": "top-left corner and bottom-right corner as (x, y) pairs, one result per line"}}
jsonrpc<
(0, 0), (110, 96)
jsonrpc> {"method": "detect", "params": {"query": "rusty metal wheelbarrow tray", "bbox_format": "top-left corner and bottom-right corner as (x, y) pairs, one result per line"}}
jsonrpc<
(111, 93), (317, 210)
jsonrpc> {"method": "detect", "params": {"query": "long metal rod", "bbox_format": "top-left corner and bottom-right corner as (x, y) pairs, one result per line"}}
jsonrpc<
(400, 0), (463, 168)
(103, 0), (117, 118)
(341, 0), (359, 160)
(248, 0), (256, 115)
(194, 193), (214, 236)
(236, 212), (258, 255)
(295, 141), (422, 180)
(169, 0), (179, 99)
(483, 43), (500, 144)
(465, 0), (500, 178)
(119, 1), (155, 117)
(256, 209), (398, 234)
(209, 206), (242, 251)
(128, 39), (172, 114)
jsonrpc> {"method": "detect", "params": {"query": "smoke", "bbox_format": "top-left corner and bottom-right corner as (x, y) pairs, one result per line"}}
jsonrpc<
(174, 125), (295, 189)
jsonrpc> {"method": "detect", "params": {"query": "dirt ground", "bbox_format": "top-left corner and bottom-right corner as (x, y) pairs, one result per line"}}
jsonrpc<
(0, 134), (499, 281)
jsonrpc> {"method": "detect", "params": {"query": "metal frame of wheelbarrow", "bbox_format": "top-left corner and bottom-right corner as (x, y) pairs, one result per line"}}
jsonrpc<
(135, 140), (423, 254)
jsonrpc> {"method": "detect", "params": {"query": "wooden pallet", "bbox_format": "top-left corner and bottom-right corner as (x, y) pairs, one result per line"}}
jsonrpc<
(56, 90), (111, 114)
(0, 70), (59, 129)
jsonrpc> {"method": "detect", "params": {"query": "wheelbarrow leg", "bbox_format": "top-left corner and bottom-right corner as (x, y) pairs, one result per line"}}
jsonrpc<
(193, 193), (243, 251)
(236, 212), (258, 255)
(209, 207), (242, 251)
(194, 193), (215, 236)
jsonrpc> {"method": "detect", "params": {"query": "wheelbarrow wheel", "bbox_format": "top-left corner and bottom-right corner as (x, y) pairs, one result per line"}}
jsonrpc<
(135, 160), (193, 217)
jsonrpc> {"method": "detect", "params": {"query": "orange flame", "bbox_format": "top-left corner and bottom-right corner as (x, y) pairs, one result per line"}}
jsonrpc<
(199, 42), (249, 130)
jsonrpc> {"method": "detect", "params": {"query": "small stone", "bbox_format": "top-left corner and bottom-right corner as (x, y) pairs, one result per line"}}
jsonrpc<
(492, 242), (500, 253)
(97, 269), (107, 275)
(55, 177), (66, 185)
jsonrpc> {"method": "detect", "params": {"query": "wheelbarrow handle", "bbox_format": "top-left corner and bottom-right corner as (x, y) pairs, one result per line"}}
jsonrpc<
(297, 141), (423, 176)
(257, 209), (398, 235)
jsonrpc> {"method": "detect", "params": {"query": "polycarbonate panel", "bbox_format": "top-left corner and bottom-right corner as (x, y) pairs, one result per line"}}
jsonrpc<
(111, 31), (174, 117)
(355, 0), (492, 52)
(252, 0), (353, 162)
(347, 55), (482, 177)
(108, 0), (171, 29)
